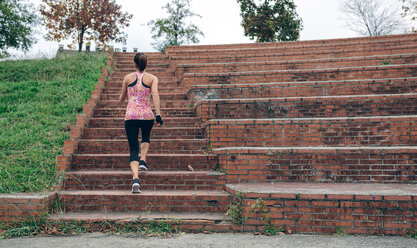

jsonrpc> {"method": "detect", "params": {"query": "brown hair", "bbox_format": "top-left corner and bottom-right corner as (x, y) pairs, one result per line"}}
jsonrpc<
(134, 52), (147, 72)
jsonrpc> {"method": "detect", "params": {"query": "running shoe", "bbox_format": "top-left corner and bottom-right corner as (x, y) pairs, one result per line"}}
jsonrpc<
(132, 178), (141, 193)
(139, 160), (148, 171)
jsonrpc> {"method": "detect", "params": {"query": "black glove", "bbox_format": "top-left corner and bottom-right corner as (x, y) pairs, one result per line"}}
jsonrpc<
(156, 114), (163, 126)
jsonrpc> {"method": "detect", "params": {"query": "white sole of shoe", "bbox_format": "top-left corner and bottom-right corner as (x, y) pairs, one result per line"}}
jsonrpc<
(139, 165), (148, 171)
(132, 183), (141, 193)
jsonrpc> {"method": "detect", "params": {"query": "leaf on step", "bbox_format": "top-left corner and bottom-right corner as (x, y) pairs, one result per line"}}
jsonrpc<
(187, 165), (194, 171)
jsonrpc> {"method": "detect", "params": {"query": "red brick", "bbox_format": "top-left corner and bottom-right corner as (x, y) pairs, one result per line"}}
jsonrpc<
(384, 195), (412, 201)
(384, 222), (412, 229)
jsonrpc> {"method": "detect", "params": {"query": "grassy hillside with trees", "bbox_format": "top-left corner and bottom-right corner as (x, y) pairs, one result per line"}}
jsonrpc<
(0, 53), (107, 193)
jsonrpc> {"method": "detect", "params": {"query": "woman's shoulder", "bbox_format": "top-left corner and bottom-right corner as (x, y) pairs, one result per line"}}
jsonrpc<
(144, 72), (157, 80)
(123, 72), (137, 84)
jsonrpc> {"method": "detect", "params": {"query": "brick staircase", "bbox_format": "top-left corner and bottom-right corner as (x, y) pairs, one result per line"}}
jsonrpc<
(52, 53), (230, 226)
(52, 33), (417, 235)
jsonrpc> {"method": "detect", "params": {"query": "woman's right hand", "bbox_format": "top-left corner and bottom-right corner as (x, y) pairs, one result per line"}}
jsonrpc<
(156, 114), (163, 126)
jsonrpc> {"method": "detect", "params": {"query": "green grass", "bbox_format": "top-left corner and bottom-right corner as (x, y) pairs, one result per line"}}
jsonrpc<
(0, 215), (179, 239)
(0, 53), (107, 193)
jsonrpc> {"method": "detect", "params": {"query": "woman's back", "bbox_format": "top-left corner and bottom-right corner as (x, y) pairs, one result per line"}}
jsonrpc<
(125, 72), (155, 120)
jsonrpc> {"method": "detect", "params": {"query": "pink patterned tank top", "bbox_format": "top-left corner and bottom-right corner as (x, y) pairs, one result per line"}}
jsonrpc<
(124, 72), (155, 120)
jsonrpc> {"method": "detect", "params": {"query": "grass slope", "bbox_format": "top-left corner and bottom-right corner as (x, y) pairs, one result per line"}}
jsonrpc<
(0, 53), (107, 193)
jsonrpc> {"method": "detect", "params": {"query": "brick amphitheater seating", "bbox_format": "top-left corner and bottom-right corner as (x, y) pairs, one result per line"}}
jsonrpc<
(52, 34), (417, 235)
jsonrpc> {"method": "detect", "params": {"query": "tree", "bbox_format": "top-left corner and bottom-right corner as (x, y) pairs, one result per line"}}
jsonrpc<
(0, 0), (38, 58)
(400, 0), (417, 32)
(40, 0), (132, 52)
(236, 0), (303, 42)
(340, 0), (405, 36)
(148, 0), (204, 52)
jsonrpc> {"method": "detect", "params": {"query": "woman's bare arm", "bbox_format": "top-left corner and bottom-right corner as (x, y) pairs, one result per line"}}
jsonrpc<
(119, 75), (129, 104)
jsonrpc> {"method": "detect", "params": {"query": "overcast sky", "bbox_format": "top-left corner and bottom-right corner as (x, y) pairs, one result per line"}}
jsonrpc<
(9, 0), (406, 59)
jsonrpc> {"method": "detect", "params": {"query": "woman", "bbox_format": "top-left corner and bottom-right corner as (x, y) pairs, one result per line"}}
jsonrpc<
(119, 52), (163, 193)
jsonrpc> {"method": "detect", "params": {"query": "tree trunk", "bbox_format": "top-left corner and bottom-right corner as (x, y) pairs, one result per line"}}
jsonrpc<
(78, 27), (85, 53)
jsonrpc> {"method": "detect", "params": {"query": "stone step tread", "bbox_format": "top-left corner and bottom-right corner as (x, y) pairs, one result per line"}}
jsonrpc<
(226, 182), (417, 197)
(60, 190), (230, 197)
(67, 170), (224, 176)
(49, 211), (230, 222)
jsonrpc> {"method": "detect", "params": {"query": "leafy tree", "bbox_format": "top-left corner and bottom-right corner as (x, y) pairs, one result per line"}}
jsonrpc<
(40, 0), (132, 52)
(340, 0), (405, 36)
(0, 0), (38, 58)
(236, 0), (303, 42)
(400, 0), (417, 32)
(148, 0), (204, 52)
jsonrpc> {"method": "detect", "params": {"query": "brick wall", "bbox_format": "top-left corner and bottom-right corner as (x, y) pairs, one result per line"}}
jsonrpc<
(226, 185), (417, 235)
(196, 94), (417, 122)
(204, 117), (417, 148)
(187, 78), (417, 103)
(0, 193), (56, 222)
(182, 64), (417, 89)
(176, 54), (417, 79)
(214, 148), (417, 184)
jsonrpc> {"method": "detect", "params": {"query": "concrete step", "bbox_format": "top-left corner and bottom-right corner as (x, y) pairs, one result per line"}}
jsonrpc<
(82, 127), (204, 139)
(64, 170), (225, 191)
(196, 93), (417, 121)
(71, 153), (217, 171)
(93, 108), (195, 118)
(48, 211), (232, 233)
(88, 117), (200, 128)
(49, 211), (229, 223)
(77, 139), (208, 154)
(59, 190), (230, 213)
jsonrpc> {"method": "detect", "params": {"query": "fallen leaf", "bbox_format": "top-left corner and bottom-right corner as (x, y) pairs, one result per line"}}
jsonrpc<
(187, 165), (194, 171)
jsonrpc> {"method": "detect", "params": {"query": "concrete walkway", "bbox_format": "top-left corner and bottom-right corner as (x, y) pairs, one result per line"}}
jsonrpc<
(1, 233), (416, 248)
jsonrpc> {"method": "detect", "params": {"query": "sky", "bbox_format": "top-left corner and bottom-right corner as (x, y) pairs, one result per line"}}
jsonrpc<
(8, 0), (407, 59)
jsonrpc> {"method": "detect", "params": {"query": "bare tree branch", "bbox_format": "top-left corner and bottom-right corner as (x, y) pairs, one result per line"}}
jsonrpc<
(340, 0), (405, 36)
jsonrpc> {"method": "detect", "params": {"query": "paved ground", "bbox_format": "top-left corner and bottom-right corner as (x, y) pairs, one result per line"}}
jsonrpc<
(1, 233), (417, 248)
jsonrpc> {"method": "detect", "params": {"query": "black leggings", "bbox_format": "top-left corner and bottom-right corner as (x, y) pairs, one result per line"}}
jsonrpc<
(124, 120), (154, 162)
